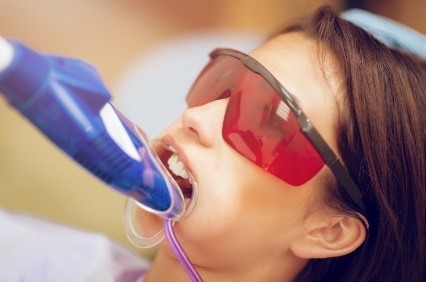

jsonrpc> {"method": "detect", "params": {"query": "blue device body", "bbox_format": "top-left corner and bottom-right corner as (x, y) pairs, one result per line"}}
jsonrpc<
(0, 39), (184, 218)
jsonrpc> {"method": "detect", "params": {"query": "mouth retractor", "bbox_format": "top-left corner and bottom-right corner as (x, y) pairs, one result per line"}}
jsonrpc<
(124, 138), (198, 248)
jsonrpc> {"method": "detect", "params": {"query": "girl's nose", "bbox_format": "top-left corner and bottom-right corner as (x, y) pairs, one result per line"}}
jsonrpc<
(181, 99), (228, 148)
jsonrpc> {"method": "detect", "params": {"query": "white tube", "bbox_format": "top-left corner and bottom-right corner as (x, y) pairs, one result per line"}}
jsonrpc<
(0, 36), (14, 73)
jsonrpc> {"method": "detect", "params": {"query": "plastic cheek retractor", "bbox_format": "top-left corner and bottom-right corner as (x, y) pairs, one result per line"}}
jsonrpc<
(124, 182), (198, 248)
(124, 138), (199, 248)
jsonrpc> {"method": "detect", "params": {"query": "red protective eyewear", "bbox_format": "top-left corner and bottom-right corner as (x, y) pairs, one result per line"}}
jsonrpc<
(186, 48), (366, 214)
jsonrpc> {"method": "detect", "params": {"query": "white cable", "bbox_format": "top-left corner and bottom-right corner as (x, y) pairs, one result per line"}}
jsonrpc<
(0, 36), (14, 73)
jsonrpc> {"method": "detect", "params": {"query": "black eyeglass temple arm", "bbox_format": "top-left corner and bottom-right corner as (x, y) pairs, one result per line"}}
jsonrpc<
(297, 114), (367, 213)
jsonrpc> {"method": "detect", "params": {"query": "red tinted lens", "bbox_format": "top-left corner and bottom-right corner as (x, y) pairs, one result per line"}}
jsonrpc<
(186, 56), (243, 107)
(186, 55), (324, 186)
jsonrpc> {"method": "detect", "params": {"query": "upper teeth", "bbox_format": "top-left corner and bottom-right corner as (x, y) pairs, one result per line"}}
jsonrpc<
(167, 153), (189, 179)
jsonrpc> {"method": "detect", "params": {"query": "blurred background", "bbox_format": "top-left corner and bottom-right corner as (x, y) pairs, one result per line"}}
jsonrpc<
(0, 0), (425, 257)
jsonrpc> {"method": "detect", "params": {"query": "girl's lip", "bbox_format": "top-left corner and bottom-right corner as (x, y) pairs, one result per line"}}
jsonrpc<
(159, 135), (199, 217)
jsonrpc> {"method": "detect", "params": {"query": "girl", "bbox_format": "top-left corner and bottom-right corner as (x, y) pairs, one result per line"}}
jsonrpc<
(130, 6), (425, 281)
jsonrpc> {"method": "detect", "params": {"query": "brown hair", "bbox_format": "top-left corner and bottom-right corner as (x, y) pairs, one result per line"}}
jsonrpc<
(288, 6), (425, 282)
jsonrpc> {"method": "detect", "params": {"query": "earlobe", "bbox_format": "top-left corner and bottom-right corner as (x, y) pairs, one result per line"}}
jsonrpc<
(290, 216), (367, 259)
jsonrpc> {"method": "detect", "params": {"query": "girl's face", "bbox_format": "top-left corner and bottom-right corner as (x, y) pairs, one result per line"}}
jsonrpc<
(137, 32), (341, 273)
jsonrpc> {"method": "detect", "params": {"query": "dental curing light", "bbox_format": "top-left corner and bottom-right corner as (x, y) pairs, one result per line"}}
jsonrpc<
(0, 37), (186, 219)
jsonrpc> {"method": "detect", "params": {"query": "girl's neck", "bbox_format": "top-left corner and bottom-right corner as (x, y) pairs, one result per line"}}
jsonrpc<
(143, 250), (307, 281)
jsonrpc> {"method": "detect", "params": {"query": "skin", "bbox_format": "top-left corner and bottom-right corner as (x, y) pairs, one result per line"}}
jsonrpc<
(137, 32), (367, 281)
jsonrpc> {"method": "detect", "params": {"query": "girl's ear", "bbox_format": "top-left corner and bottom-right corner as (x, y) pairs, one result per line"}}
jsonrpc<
(289, 215), (367, 259)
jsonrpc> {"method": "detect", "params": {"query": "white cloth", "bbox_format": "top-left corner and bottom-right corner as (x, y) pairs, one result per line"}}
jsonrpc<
(0, 209), (148, 282)
(343, 9), (426, 59)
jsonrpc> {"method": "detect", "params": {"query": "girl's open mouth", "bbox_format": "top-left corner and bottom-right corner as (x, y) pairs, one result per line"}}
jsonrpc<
(153, 139), (195, 202)
(166, 151), (194, 199)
